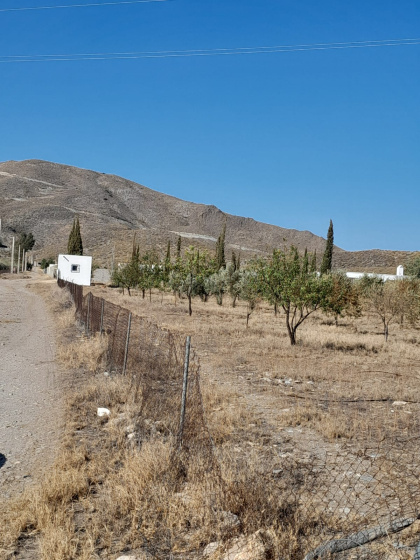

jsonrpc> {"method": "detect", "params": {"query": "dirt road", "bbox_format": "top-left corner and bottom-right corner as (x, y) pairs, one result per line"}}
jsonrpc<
(0, 275), (62, 499)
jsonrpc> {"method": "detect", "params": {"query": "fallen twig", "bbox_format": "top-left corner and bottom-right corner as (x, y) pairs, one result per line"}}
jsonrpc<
(303, 515), (420, 560)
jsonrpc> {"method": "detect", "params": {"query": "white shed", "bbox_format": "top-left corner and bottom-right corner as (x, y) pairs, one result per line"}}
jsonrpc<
(57, 254), (92, 286)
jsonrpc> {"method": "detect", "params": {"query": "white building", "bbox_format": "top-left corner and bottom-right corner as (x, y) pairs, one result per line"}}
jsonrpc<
(57, 254), (92, 286)
(345, 266), (404, 282)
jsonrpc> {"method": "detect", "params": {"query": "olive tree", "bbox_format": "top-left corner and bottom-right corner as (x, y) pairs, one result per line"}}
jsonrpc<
(239, 269), (261, 327)
(169, 247), (216, 315)
(254, 246), (336, 345)
(360, 276), (406, 341)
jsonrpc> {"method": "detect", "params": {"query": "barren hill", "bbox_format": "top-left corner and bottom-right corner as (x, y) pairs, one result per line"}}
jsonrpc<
(0, 159), (416, 271)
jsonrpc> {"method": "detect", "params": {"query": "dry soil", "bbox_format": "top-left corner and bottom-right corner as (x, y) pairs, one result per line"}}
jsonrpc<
(0, 274), (62, 500)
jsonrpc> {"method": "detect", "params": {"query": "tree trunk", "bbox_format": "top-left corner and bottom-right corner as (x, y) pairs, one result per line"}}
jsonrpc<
(188, 294), (192, 316)
(246, 312), (251, 328)
(287, 329), (297, 345)
(142, 289), (145, 299)
(274, 302), (278, 316)
(232, 295), (237, 308)
(149, 288), (152, 302)
(384, 324), (389, 342)
(285, 312), (296, 345)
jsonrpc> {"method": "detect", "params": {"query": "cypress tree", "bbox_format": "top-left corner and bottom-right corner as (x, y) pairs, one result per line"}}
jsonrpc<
(67, 219), (76, 254)
(302, 248), (309, 274)
(216, 222), (226, 270)
(67, 217), (84, 255)
(321, 220), (334, 275)
(74, 217), (83, 255)
(164, 240), (171, 276)
(310, 250), (317, 273)
(176, 236), (182, 259)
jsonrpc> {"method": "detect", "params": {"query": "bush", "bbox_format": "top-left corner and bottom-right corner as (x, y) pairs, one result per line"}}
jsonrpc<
(40, 257), (55, 270)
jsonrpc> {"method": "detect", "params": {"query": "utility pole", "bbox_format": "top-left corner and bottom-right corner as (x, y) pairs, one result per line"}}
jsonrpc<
(17, 246), (21, 275)
(11, 236), (15, 273)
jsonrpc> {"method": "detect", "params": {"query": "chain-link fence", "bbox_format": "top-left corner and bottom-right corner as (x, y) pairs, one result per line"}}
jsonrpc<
(58, 279), (420, 559)
(58, 279), (216, 470)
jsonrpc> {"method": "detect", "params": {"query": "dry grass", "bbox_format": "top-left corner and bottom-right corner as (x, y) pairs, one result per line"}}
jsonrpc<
(1, 282), (419, 560)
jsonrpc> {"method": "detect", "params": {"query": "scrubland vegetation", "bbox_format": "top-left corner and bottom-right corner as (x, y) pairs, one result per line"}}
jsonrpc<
(1, 248), (420, 559)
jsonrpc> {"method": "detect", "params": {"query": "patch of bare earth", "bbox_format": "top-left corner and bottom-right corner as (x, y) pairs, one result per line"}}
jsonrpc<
(0, 273), (64, 499)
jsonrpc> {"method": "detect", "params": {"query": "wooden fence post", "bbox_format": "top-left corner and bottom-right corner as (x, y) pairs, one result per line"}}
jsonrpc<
(122, 312), (132, 375)
(178, 336), (191, 449)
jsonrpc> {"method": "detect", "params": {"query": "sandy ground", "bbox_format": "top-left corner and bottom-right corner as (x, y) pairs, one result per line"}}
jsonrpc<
(0, 274), (62, 500)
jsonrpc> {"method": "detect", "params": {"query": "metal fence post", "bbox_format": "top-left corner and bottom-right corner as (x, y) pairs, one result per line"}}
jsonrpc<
(10, 237), (15, 274)
(100, 298), (105, 335)
(122, 312), (132, 375)
(86, 292), (91, 335)
(178, 336), (191, 449)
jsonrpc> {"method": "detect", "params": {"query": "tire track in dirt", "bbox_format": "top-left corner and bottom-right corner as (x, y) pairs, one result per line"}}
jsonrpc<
(0, 276), (62, 499)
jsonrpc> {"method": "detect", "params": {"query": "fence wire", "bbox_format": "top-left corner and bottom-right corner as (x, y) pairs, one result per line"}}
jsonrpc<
(58, 279), (420, 559)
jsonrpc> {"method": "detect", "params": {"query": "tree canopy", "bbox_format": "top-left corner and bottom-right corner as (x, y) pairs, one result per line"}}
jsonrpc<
(67, 217), (83, 255)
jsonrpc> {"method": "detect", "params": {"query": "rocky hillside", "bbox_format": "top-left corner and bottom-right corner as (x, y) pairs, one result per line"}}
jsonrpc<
(0, 159), (415, 271)
(0, 159), (338, 264)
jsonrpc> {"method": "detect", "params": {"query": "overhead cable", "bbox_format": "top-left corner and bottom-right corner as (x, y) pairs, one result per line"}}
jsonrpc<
(1, 37), (419, 63)
(0, 0), (169, 12)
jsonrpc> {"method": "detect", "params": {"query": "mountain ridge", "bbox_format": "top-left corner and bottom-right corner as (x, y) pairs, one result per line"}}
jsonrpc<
(0, 159), (416, 272)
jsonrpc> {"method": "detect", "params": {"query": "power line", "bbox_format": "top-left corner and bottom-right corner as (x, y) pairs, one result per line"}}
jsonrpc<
(1, 37), (419, 63)
(0, 0), (169, 12)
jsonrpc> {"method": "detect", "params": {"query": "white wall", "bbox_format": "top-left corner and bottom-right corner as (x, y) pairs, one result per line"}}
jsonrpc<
(57, 254), (92, 286)
(345, 266), (405, 282)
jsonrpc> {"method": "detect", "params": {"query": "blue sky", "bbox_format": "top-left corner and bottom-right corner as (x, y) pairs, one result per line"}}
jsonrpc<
(0, 0), (419, 251)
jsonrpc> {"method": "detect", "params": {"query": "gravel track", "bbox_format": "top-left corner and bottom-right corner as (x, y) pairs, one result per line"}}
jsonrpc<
(0, 275), (62, 499)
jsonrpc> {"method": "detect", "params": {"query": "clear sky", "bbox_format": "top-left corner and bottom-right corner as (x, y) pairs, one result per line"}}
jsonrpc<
(0, 0), (419, 251)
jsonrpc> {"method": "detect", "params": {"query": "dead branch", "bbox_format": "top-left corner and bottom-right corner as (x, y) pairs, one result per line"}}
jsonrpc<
(303, 515), (420, 560)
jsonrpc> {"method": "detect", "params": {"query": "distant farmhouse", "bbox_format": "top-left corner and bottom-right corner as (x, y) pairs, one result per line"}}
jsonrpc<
(345, 266), (404, 281)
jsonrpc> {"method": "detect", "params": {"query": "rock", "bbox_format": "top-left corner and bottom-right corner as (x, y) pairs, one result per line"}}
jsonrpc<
(97, 407), (111, 417)
(222, 531), (266, 560)
(115, 552), (152, 560)
(203, 542), (220, 556)
(220, 510), (240, 532)
(392, 401), (407, 406)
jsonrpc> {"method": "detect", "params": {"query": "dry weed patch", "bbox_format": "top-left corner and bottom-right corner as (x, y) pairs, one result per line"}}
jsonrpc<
(2, 282), (419, 559)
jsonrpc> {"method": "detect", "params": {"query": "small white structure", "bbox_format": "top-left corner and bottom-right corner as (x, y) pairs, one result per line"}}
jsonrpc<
(345, 266), (405, 282)
(46, 264), (58, 278)
(57, 254), (92, 286)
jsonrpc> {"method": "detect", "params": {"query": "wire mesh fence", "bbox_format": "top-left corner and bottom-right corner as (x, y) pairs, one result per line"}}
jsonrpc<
(58, 279), (216, 470)
(57, 279), (420, 559)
